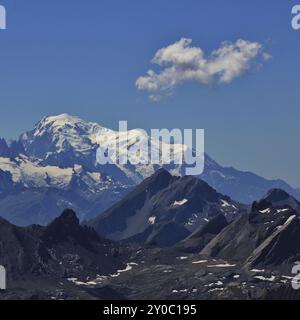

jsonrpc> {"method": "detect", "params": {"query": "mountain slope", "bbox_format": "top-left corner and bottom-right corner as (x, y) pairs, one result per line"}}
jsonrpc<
(201, 189), (300, 268)
(177, 214), (228, 253)
(89, 169), (243, 246)
(201, 155), (300, 204)
(259, 188), (300, 212)
(0, 209), (128, 284)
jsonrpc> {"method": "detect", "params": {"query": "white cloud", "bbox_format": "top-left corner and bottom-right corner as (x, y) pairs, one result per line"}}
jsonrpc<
(136, 38), (271, 100)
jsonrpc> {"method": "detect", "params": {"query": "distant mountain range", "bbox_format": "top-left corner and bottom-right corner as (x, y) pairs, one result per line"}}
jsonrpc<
(0, 113), (299, 226)
(1, 183), (300, 300)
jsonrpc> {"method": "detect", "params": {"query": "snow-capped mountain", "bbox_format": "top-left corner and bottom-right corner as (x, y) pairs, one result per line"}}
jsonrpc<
(0, 155), (113, 191)
(20, 114), (103, 171)
(19, 113), (189, 184)
(19, 113), (300, 202)
(0, 113), (299, 226)
(0, 154), (130, 226)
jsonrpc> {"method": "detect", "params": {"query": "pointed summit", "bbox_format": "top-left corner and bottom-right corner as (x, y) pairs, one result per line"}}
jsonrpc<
(42, 209), (100, 248)
(51, 208), (80, 227)
(260, 189), (300, 213)
(264, 189), (291, 202)
(90, 170), (241, 245)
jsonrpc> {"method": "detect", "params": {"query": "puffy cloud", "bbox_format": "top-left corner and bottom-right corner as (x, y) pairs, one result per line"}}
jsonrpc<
(136, 38), (271, 100)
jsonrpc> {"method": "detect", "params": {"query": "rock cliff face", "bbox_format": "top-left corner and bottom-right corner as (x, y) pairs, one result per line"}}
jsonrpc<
(0, 209), (128, 283)
(201, 189), (300, 269)
(89, 169), (242, 246)
(177, 214), (228, 253)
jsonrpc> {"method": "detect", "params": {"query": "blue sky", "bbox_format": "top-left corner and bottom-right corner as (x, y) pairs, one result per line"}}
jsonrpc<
(0, 0), (300, 187)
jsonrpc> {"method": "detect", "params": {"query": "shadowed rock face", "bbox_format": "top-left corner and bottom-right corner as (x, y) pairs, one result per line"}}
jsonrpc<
(89, 169), (243, 246)
(201, 192), (300, 268)
(0, 209), (128, 282)
(0, 170), (17, 194)
(246, 215), (300, 267)
(41, 209), (100, 251)
(177, 214), (228, 253)
(0, 216), (51, 278)
(0, 138), (25, 158)
(261, 189), (300, 212)
(128, 221), (191, 247)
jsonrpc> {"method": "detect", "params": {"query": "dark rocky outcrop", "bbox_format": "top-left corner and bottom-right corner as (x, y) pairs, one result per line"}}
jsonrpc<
(89, 169), (242, 246)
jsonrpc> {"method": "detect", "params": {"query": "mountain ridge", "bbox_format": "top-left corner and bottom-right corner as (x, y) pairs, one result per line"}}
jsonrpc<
(0, 113), (299, 226)
(89, 169), (244, 246)
(18, 114), (300, 203)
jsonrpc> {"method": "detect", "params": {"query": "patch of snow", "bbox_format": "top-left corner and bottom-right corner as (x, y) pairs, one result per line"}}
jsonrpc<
(110, 263), (136, 278)
(67, 277), (90, 286)
(284, 215), (296, 225)
(208, 288), (224, 293)
(277, 208), (290, 213)
(260, 208), (271, 214)
(250, 269), (265, 273)
(163, 270), (173, 273)
(173, 199), (188, 206)
(148, 216), (156, 225)
(254, 275), (276, 282)
(207, 263), (236, 268)
(118, 264), (133, 273)
(206, 281), (223, 287)
(220, 199), (238, 210)
(192, 260), (208, 264)
(221, 200), (231, 207)
(180, 289), (188, 293)
(185, 213), (199, 227)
